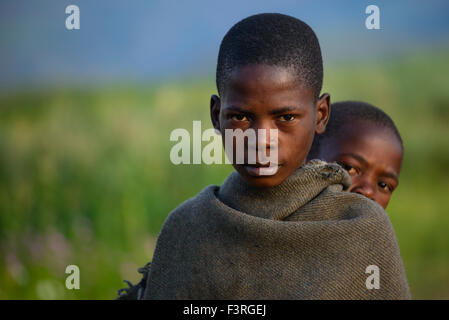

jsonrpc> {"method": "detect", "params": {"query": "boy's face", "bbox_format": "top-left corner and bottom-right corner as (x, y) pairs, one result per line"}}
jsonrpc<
(320, 121), (403, 209)
(210, 64), (330, 188)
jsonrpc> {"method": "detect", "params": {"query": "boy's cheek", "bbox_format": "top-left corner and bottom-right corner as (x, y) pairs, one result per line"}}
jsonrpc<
(376, 194), (391, 209)
(281, 132), (314, 163)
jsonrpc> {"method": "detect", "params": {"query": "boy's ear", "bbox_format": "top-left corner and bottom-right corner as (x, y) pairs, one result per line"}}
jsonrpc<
(315, 93), (331, 135)
(210, 94), (221, 132)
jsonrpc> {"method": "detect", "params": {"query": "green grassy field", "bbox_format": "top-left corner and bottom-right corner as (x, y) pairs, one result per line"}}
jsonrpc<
(1, 49), (448, 299)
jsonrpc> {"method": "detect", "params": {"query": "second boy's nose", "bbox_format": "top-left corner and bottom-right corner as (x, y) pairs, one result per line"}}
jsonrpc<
(349, 178), (376, 202)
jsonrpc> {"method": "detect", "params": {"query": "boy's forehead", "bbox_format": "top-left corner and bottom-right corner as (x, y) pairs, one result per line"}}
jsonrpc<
(224, 64), (301, 92)
(337, 121), (402, 150)
(222, 64), (314, 107)
(230, 64), (295, 82)
(333, 122), (403, 174)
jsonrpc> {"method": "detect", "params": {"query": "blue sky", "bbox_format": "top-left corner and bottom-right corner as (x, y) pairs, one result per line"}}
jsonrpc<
(1, 0), (448, 90)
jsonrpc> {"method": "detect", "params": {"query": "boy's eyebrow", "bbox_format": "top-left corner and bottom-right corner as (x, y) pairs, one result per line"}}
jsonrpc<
(225, 105), (301, 115)
(340, 153), (368, 167)
(270, 106), (301, 115)
(341, 153), (399, 181)
(380, 171), (399, 182)
(225, 105), (253, 114)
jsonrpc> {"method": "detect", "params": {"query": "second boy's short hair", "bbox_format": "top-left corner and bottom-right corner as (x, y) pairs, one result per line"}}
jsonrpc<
(309, 101), (403, 158)
(216, 13), (323, 98)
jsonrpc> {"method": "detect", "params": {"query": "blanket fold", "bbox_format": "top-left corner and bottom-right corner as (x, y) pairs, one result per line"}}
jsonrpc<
(144, 160), (411, 299)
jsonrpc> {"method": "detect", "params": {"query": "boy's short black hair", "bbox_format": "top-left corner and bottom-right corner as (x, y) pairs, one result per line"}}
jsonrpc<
(309, 101), (403, 158)
(216, 13), (323, 98)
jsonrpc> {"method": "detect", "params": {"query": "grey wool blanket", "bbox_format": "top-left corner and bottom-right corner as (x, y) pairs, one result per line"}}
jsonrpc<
(143, 160), (411, 299)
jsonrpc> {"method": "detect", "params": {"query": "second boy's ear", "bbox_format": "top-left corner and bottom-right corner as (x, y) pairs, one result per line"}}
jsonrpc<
(210, 94), (221, 132)
(315, 93), (331, 135)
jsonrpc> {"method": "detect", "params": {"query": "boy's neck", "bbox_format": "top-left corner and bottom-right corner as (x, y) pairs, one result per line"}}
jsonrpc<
(218, 160), (351, 220)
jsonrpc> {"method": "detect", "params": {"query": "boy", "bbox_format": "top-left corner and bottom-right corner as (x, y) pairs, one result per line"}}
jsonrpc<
(308, 101), (403, 209)
(141, 13), (410, 300)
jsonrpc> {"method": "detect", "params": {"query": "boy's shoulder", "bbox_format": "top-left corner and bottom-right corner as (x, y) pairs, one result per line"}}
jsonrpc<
(159, 184), (218, 230)
(287, 181), (391, 226)
(329, 185), (388, 216)
(144, 168), (411, 299)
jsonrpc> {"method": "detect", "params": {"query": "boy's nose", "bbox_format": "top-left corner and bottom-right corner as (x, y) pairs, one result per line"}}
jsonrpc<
(251, 121), (278, 150)
(349, 179), (375, 202)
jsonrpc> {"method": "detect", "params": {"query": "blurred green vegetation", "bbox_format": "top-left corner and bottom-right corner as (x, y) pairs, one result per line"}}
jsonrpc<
(1, 49), (448, 299)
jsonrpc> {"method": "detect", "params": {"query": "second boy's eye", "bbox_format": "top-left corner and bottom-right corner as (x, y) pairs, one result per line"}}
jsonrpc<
(378, 181), (391, 192)
(279, 114), (295, 121)
(231, 114), (249, 121)
(340, 163), (358, 176)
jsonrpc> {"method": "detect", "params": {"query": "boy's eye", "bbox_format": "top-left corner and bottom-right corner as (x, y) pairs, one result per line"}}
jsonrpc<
(378, 181), (391, 192)
(340, 163), (358, 176)
(231, 114), (249, 121)
(279, 114), (295, 121)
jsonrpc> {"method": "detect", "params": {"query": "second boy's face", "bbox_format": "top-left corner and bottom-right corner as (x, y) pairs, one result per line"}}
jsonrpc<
(323, 122), (403, 209)
(211, 64), (330, 187)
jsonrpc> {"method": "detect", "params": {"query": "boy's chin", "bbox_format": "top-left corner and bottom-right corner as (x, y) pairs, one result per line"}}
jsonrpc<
(234, 165), (287, 188)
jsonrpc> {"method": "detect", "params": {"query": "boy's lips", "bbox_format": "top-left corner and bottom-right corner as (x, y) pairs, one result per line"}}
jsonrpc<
(243, 164), (280, 176)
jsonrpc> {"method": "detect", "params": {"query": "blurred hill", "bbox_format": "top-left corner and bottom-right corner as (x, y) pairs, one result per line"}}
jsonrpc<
(1, 0), (449, 90)
(0, 48), (448, 299)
